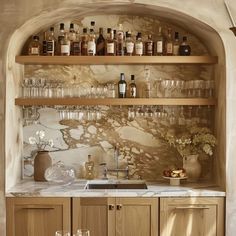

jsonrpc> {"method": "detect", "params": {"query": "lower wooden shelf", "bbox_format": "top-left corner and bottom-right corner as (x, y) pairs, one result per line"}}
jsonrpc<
(15, 98), (216, 106)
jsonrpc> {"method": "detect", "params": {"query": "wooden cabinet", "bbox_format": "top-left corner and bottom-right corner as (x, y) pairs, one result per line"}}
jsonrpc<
(160, 197), (224, 236)
(72, 197), (159, 236)
(6, 197), (71, 236)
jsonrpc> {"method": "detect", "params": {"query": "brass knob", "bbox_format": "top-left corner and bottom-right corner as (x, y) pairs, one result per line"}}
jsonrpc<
(116, 204), (122, 210)
(108, 204), (115, 210)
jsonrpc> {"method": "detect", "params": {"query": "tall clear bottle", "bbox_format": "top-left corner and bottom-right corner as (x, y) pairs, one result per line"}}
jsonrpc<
(106, 29), (116, 56)
(129, 75), (137, 98)
(116, 23), (124, 56)
(165, 28), (173, 56)
(173, 32), (180, 56)
(125, 31), (134, 56)
(156, 26), (164, 56)
(118, 73), (127, 98)
(81, 28), (88, 56)
(46, 27), (56, 56)
(96, 28), (105, 55)
(60, 33), (70, 56)
(143, 68), (151, 98)
(135, 32), (143, 56)
(71, 31), (81, 55)
(57, 23), (65, 55)
(87, 28), (96, 56)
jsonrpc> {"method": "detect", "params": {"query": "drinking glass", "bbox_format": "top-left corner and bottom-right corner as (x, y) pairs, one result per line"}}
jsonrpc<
(76, 229), (90, 236)
(55, 230), (70, 236)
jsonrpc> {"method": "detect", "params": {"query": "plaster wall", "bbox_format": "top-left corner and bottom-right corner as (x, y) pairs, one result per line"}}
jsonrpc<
(1, 0), (236, 235)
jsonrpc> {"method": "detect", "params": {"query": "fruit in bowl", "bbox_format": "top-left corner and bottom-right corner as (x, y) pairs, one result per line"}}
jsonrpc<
(163, 168), (187, 178)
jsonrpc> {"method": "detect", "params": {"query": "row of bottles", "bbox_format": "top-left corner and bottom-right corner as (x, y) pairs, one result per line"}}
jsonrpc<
(28, 21), (191, 56)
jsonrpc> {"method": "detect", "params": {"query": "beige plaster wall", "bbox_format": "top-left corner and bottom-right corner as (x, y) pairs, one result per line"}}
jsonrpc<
(1, 0), (236, 235)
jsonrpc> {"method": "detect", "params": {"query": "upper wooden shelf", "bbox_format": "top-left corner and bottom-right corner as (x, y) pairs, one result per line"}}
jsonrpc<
(15, 56), (218, 65)
(15, 98), (216, 106)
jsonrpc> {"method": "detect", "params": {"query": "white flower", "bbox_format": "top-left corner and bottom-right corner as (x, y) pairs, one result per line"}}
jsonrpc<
(203, 144), (213, 156)
(38, 130), (45, 139)
(48, 139), (54, 147)
(29, 137), (37, 145)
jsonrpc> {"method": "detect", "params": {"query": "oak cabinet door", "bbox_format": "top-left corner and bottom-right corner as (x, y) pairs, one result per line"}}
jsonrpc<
(160, 197), (224, 236)
(6, 197), (71, 236)
(116, 198), (159, 236)
(72, 197), (116, 236)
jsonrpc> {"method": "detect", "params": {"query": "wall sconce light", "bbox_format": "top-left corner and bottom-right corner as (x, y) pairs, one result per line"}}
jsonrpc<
(224, 1), (236, 36)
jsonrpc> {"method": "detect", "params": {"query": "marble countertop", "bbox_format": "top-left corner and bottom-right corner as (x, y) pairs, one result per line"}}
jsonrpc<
(6, 179), (226, 197)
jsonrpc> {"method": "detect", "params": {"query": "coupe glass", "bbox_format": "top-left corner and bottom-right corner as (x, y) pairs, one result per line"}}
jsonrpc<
(76, 229), (90, 236)
(55, 230), (70, 236)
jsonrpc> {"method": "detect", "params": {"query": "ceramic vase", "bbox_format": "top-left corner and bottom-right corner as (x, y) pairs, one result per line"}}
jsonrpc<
(183, 154), (201, 182)
(34, 151), (52, 181)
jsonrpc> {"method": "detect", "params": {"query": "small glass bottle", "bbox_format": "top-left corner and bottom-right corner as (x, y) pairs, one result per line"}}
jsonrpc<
(28, 35), (41, 55)
(179, 36), (191, 56)
(81, 28), (88, 56)
(87, 28), (96, 56)
(173, 32), (180, 56)
(129, 75), (137, 98)
(106, 29), (116, 56)
(125, 31), (134, 56)
(47, 27), (56, 56)
(71, 31), (81, 55)
(156, 26), (164, 56)
(135, 32), (143, 56)
(145, 34), (153, 56)
(85, 155), (94, 180)
(118, 73), (127, 98)
(60, 33), (70, 56)
(96, 28), (105, 56)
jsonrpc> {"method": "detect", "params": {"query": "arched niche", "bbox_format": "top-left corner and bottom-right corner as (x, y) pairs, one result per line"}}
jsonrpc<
(5, 2), (225, 190)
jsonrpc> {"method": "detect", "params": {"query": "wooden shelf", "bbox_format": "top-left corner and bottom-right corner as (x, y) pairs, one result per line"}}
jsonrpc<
(15, 56), (218, 65)
(15, 98), (217, 106)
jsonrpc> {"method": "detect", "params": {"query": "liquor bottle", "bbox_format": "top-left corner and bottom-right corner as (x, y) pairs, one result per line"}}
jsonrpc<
(173, 32), (180, 56)
(165, 28), (173, 56)
(106, 28), (116, 56)
(42, 32), (47, 55)
(69, 23), (76, 42)
(118, 73), (127, 98)
(96, 28), (105, 55)
(156, 26), (164, 56)
(129, 75), (137, 98)
(179, 36), (191, 56)
(28, 35), (41, 55)
(46, 27), (56, 56)
(90, 21), (96, 35)
(57, 23), (65, 55)
(60, 33), (70, 56)
(87, 28), (96, 56)
(116, 23), (124, 56)
(71, 31), (81, 55)
(81, 28), (88, 56)
(135, 32), (143, 56)
(145, 34), (153, 56)
(125, 31), (134, 56)
(143, 68), (151, 98)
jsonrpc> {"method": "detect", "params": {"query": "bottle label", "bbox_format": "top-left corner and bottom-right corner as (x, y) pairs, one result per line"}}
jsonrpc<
(61, 44), (70, 54)
(157, 41), (163, 54)
(47, 41), (54, 53)
(107, 43), (114, 54)
(147, 43), (153, 53)
(166, 43), (173, 54)
(96, 42), (105, 55)
(72, 42), (81, 55)
(135, 42), (143, 55)
(88, 41), (96, 55)
(119, 83), (126, 93)
(126, 42), (134, 54)
(31, 47), (39, 55)
(173, 45), (179, 55)
(130, 87), (137, 98)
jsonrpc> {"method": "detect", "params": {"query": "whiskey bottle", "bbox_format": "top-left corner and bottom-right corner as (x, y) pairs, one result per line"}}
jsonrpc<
(81, 28), (88, 56)
(106, 28), (116, 56)
(145, 34), (153, 56)
(96, 28), (105, 55)
(69, 23), (76, 42)
(118, 73), (127, 98)
(57, 23), (65, 55)
(71, 31), (81, 55)
(116, 23), (124, 56)
(28, 35), (41, 55)
(87, 28), (96, 56)
(42, 32), (47, 55)
(135, 32), (143, 56)
(60, 33), (70, 56)
(173, 32), (180, 56)
(179, 36), (191, 56)
(156, 26), (164, 56)
(129, 75), (137, 98)
(125, 31), (134, 56)
(165, 28), (173, 56)
(46, 27), (56, 56)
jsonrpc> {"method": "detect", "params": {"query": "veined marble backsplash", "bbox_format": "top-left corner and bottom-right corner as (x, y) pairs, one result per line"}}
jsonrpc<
(22, 14), (214, 181)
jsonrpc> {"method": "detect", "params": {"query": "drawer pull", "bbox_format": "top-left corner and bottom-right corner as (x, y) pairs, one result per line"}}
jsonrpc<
(175, 206), (210, 210)
(116, 204), (122, 210)
(22, 206), (55, 210)
(108, 204), (115, 210)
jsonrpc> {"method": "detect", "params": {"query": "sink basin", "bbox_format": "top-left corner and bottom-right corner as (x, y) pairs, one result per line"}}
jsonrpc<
(86, 180), (147, 189)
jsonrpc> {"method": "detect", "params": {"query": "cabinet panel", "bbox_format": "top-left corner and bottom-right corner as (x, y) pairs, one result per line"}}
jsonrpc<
(160, 197), (224, 236)
(6, 197), (71, 236)
(116, 198), (158, 236)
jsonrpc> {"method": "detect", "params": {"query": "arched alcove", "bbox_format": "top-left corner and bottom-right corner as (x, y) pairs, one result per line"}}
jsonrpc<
(5, 2), (225, 191)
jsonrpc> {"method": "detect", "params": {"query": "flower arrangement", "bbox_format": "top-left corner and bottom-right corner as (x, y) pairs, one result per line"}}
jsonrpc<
(162, 125), (216, 159)
(29, 130), (54, 151)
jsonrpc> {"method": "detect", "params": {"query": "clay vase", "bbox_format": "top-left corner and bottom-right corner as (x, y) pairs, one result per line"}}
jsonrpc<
(34, 151), (52, 181)
(183, 154), (201, 182)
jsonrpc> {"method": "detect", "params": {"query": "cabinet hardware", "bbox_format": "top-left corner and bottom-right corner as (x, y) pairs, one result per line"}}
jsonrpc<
(175, 206), (210, 210)
(22, 206), (55, 210)
(108, 204), (115, 210)
(116, 204), (122, 210)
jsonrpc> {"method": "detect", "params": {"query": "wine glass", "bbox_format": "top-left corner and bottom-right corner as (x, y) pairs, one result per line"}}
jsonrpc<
(55, 230), (70, 236)
(76, 229), (90, 236)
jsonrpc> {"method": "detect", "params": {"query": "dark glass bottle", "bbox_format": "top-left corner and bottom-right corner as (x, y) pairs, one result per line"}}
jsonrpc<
(81, 28), (88, 56)
(145, 34), (153, 56)
(42, 32), (47, 55)
(129, 75), (137, 98)
(118, 73), (127, 98)
(179, 36), (191, 56)
(96, 28), (105, 55)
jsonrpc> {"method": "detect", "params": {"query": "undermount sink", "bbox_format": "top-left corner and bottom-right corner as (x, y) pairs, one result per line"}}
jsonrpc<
(86, 180), (148, 189)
